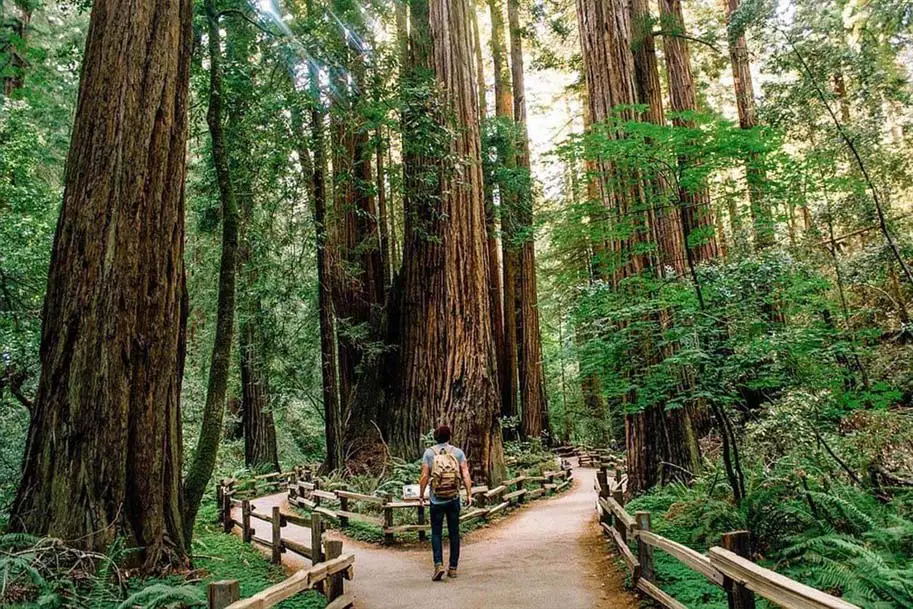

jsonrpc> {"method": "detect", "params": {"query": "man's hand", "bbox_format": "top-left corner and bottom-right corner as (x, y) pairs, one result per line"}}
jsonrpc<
(465, 493), (473, 507)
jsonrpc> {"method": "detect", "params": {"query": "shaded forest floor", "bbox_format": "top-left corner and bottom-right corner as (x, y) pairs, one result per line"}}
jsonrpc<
(235, 466), (639, 609)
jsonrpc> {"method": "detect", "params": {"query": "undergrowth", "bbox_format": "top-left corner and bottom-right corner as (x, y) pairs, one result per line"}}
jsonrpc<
(1, 500), (325, 609)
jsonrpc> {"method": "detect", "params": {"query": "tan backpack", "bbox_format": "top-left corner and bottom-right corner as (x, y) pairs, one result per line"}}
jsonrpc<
(430, 447), (461, 500)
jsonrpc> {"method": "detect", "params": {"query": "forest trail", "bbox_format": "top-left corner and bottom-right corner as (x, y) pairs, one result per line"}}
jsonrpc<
(233, 465), (638, 608)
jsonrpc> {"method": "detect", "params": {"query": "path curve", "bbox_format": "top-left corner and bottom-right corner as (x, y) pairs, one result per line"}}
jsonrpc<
(234, 466), (638, 609)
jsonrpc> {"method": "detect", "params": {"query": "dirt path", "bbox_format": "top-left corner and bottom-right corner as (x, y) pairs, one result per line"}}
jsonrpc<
(234, 466), (638, 608)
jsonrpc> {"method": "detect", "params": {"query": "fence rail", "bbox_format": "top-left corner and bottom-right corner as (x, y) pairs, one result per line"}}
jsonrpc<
(285, 468), (572, 543)
(594, 466), (862, 609)
(207, 551), (355, 609)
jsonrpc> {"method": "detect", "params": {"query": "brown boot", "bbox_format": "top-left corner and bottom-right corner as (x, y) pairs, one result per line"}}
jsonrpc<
(432, 564), (446, 581)
(447, 567), (458, 578)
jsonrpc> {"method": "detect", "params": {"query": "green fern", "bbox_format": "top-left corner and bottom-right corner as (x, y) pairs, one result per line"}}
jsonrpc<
(114, 583), (204, 609)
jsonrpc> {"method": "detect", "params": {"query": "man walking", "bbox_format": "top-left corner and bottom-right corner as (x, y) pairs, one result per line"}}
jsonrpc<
(419, 425), (473, 581)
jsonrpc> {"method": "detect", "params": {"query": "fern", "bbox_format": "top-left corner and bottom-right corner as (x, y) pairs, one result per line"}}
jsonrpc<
(114, 584), (204, 609)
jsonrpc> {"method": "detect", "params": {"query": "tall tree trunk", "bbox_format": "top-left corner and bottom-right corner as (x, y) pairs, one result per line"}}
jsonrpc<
(394, 0), (505, 483)
(376, 126), (393, 289)
(183, 0), (240, 538)
(506, 0), (548, 439)
(300, 0), (342, 472)
(239, 305), (279, 472)
(488, 0), (519, 421)
(473, 1), (506, 427)
(577, 0), (698, 494)
(331, 4), (386, 455)
(660, 0), (718, 263)
(630, 0), (686, 274)
(726, 0), (773, 249)
(11, 0), (192, 569)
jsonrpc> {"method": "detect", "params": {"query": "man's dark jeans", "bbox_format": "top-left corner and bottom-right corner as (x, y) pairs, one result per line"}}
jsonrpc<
(430, 498), (461, 568)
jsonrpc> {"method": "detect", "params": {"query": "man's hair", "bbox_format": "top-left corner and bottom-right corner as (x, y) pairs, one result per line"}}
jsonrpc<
(433, 425), (451, 443)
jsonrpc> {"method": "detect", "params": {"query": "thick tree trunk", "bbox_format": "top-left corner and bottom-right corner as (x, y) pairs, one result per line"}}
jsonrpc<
(331, 9), (386, 454)
(506, 0), (548, 439)
(240, 309), (279, 472)
(577, 0), (698, 494)
(726, 0), (773, 249)
(10, 0), (192, 569)
(183, 0), (241, 539)
(631, 0), (687, 275)
(660, 0), (718, 263)
(394, 0), (505, 483)
(488, 0), (519, 421)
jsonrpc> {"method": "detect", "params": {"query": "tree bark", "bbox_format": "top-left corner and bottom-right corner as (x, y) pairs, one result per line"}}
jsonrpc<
(726, 0), (773, 249)
(660, 0), (718, 263)
(630, 0), (687, 274)
(577, 0), (699, 494)
(11, 0), (192, 569)
(394, 0), (505, 483)
(300, 0), (342, 472)
(240, 309), (279, 472)
(472, 1), (506, 428)
(506, 0), (548, 439)
(488, 0), (519, 421)
(330, 3), (386, 454)
(183, 0), (241, 539)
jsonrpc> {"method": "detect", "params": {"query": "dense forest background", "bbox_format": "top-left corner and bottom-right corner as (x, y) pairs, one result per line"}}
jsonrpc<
(2, 0), (913, 606)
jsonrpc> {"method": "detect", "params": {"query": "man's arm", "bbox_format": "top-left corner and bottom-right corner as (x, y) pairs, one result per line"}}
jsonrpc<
(461, 460), (473, 506)
(419, 462), (430, 506)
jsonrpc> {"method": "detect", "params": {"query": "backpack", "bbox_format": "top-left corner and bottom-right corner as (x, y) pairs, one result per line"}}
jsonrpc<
(430, 447), (461, 500)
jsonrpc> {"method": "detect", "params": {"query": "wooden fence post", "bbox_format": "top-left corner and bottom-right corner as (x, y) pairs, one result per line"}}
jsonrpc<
(313, 479), (321, 508)
(216, 482), (224, 522)
(241, 500), (252, 543)
(612, 489), (627, 543)
(635, 511), (654, 582)
(288, 473), (298, 499)
(208, 580), (240, 609)
(383, 500), (394, 544)
(310, 512), (324, 565)
(324, 539), (344, 601)
(722, 531), (756, 609)
(222, 492), (232, 533)
(596, 469), (609, 499)
(339, 486), (349, 529)
(417, 504), (426, 541)
(271, 506), (283, 564)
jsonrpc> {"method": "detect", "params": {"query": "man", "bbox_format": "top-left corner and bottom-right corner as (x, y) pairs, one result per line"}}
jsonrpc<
(419, 425), (473, 581)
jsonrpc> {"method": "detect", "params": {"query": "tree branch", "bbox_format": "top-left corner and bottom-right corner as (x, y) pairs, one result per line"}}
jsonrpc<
(652, 29), (722, 54)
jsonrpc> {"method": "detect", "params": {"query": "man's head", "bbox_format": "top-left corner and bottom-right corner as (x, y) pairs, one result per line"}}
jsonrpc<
(433, 425), (451, 444)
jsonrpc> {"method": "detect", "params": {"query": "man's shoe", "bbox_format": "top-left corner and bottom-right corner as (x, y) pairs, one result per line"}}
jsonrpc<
(433, 564), (446, 581)
(447, 568), (458, 578)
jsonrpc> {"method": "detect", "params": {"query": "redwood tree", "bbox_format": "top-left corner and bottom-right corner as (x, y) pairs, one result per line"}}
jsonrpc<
(393, 0), (505, 482)
(10, 0), (192, 569)
(488, 0), (519, 420)
(506, 0), (549, 439)
(577, 0), (699, 494)
(726, 0), (773, 249)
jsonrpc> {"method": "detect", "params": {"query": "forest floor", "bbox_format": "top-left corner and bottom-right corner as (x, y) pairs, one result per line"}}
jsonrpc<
(233, 464), (640, 609)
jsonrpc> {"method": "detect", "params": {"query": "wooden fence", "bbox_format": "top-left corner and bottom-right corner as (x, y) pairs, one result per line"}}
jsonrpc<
(594, 467), (862, 609)
(221, 488), (335, 565)
(207, 551), (355, 609)
(286, 468), (573, 543)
